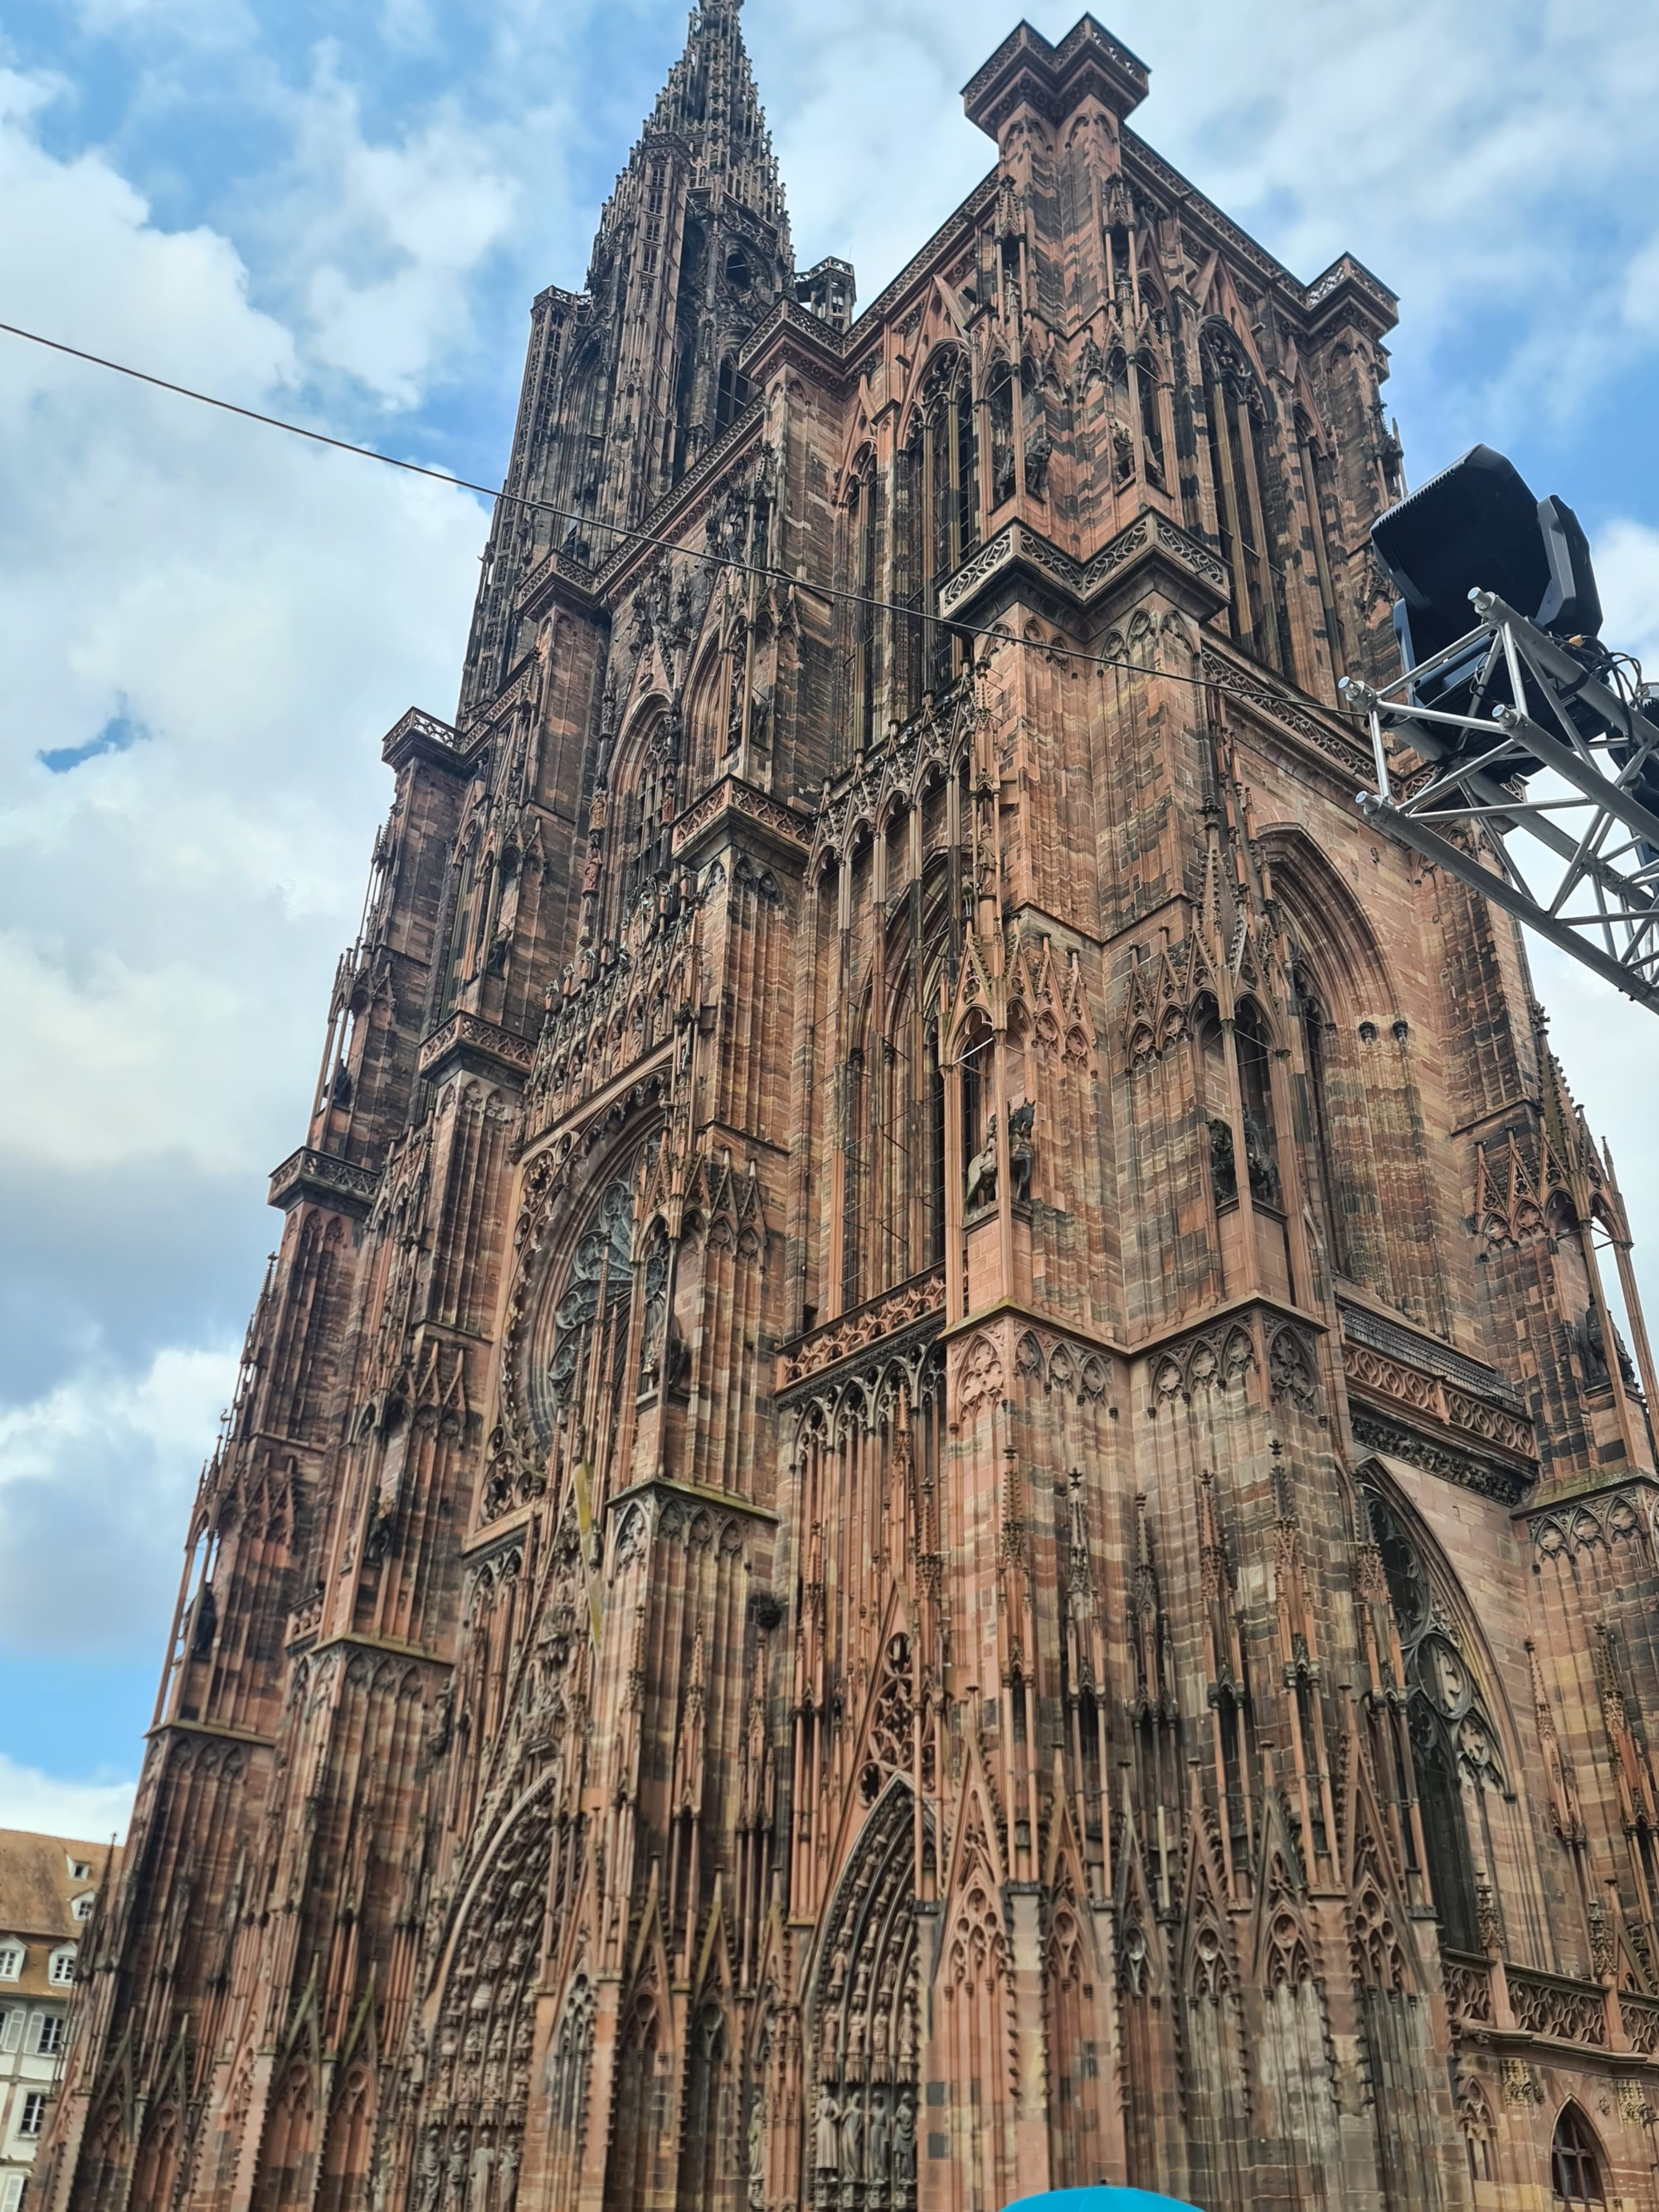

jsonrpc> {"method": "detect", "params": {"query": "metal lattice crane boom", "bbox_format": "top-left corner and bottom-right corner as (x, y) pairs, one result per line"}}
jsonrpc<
(1349, 444), (1659, 1013)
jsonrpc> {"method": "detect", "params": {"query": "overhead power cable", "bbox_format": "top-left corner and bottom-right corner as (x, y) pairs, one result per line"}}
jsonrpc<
(0, 316), (1265, 699)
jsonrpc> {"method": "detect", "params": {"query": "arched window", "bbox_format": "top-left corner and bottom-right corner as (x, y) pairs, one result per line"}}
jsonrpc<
(846, 468), (879, 754)
(1295, 413), (1346, 681)
(1362, 1483), (1484, 1953)
(841, 1045), (866, 1310)
(918, 356), (978, 690)
(1552, 2104), (1605, 2206)
(1202, 337), (1293, 676)
(1293, 965), (1348, 1273)
(1136, 351), (1166, 490)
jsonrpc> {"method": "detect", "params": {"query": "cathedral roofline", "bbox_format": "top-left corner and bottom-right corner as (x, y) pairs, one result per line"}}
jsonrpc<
(962, 14), (1151, 136)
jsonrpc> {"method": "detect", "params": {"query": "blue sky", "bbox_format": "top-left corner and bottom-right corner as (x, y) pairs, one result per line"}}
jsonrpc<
(1, 0), (1657, 1838)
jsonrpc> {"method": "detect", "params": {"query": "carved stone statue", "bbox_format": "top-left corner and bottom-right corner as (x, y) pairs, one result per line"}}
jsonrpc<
(839, 2092), (864, 2179)
(1008, 1099), (1034, 1203)
(868, 2090), (891, 2179)
(966, 1114), (999, 1211)
(1243, 1113), (1281, 1206)
(814, 2088), (839, 2171)
(747, 2093), (766, 2209)
(893, 2092), (917, 2186)
(1209, 1116), (1238, 1206)
(1583, 1300), (1638, 1389)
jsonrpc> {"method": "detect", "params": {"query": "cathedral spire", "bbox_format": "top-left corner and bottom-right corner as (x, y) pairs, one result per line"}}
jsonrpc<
(570, 0), (793, 520)
(627, 0), (790, 238)
(457, 0), (793, 712)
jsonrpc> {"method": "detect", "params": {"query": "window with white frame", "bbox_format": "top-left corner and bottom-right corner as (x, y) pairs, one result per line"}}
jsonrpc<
(20, 2090), (46, 2136)
(2, 2172), (26, 2212)
(66, 1859), (90, 1882)
(33, 2012), (64, 2057)
(46, 1949), (75, 1988)
(0, 1944), (21, 1983)
(0, 2007), (19, 2053)
(70, 1895), (94, 1922)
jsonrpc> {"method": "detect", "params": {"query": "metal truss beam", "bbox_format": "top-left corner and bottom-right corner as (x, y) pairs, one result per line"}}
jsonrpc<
(1345, 592), (1659, 1014)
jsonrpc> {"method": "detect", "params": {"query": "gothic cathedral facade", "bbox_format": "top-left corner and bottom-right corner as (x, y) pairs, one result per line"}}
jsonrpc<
(41, 11), (1659, 2211)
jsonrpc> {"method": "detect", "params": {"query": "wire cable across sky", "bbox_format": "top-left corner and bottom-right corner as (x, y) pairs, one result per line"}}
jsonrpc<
(0, 315), (1262, 700)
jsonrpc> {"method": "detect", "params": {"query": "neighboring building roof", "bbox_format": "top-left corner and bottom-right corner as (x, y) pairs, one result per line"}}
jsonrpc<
(0, 1831), (121, 2000)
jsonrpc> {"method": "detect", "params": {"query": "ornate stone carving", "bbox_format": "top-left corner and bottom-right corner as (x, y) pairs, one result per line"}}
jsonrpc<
(266, 1146), (381, 1216)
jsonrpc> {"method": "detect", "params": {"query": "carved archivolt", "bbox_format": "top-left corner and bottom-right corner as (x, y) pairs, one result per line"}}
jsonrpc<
(808, 1782), (923, 2210)
(417, 1786), (562, 2212)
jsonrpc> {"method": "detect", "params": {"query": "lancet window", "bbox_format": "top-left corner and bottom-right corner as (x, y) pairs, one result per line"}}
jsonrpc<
(1292, 966), (1349, 1276)
(715, 354), (750, 436)
(1278, 889), (1446, 1328)
(1106, 345), (1135, 487)
(845, 465), (879, 754)
(1201, 333), (1294, 678)
(841, 1045), (866, 1312)
(837, 856), (953, 1311)
(605, 1998), (669, 2212)
(618, 719), (679, 917)
(1552, 2105), (1606, 2206)
(1294, 412), (1347, 680)
(896, 355), (978, 697)
(546, 1980), (596, 2205)
(523, 1162), (656, 1537)
(677, 2004), (737, 2209)
(1195, 994), (1282, 1221)
(894, 431), (926, 719)
(1233, 1000), (1282, 1210)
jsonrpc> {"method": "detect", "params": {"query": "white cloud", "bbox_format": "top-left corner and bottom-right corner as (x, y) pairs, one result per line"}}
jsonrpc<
(281, 62), (520, 404)
(1596, 518), (1659, 670)
(1625, 235), (1659, 336)
(0, 1755), (136, 1843)
(0, 1343), (237, 1661)
(0, 68), (478, 1699)
(0, 67), (483, 1194)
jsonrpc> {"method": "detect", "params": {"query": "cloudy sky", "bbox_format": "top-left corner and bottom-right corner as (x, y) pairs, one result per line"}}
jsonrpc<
(1, 0), (1657, 1839)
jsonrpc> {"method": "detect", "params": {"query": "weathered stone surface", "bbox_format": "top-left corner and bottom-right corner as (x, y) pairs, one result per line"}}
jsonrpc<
(41, 12), (1659, 2212)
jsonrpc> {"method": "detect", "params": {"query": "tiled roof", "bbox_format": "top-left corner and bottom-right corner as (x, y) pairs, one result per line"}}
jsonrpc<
(0, 1830), (120, 1943)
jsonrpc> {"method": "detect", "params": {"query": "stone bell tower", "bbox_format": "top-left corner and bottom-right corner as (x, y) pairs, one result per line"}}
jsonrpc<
(44, 14), (1659, 2212)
